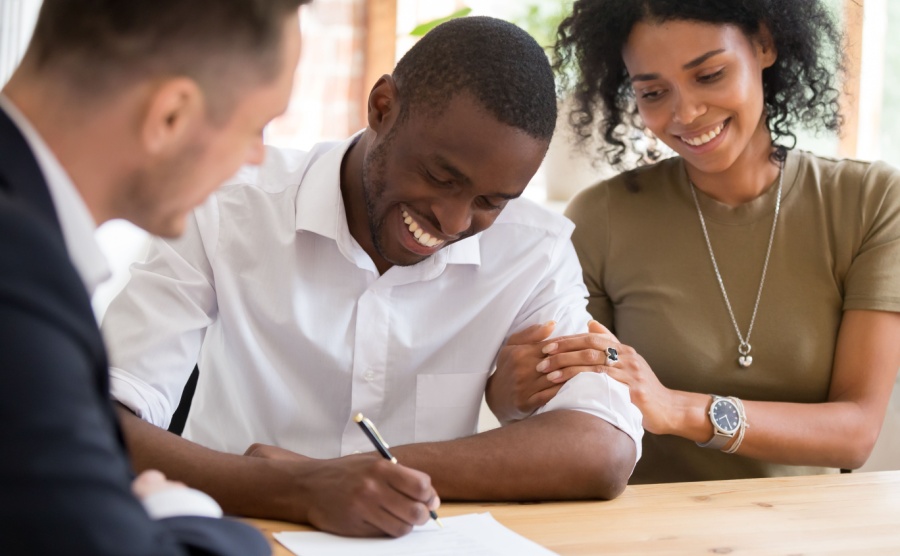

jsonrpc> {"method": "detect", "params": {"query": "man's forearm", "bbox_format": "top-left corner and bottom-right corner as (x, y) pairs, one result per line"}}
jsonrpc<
(391, 410), (636, 501)
(116, 404), (442, 536)
(115, 404), (304, 521)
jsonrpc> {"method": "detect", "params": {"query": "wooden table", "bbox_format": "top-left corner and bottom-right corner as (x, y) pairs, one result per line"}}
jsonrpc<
(245, 471), (900, 555)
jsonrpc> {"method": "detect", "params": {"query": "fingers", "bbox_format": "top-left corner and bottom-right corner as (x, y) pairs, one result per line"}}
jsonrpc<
(335, 460), (437, 537)
(544, 365), (604, 384)
(538, 341), (622, 373)
(132, 469), (186, 499)
(426, 492), (441, 512)
(134, 469), (167, 486)
(542, 331), (627, 359)
(384, 463), (436, 508)
(361, 485), (439, 538)
(506, 320), (556, 346)
(371, 464), (440, 537)
(374, 465), (440, 537)
(588, 319), (617, 340)
(527, 383), (564, 407)
(132, 469), (166, 498)
(490, 321), (564, 422)
(377, 483), (434, 536)
(362, 511), (418, 538)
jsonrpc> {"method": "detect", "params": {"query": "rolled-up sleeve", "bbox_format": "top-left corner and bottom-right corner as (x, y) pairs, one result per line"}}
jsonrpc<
(510, 218), (643, 463)
(104, 202), (220, 429)
(535, 372), (643, 461)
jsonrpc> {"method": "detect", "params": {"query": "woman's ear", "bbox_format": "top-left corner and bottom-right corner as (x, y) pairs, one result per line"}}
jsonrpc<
(755, 23), (778, 69)
(366, 74), (400, 133)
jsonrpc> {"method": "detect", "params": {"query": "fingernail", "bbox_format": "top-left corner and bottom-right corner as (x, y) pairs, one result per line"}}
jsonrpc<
(536, 359), (549, 372)
(547, 371), (562, 382)
(542, 342), (557, 354)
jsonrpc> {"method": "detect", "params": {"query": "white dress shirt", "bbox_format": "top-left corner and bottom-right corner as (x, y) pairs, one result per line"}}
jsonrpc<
(104, 137), (643, 462)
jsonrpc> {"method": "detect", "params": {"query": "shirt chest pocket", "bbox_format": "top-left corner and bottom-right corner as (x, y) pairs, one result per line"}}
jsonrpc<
(415, 373), (487, 442)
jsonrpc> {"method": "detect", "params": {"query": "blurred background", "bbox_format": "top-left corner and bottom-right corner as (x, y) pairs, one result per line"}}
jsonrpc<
(2, 0), (898, 469)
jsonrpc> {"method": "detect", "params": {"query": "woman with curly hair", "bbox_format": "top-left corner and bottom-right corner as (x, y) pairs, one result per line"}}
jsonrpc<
(487, 0), (900, 483)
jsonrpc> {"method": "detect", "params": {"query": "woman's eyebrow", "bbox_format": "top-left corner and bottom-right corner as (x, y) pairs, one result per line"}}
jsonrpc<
(629, 48), (727, 83)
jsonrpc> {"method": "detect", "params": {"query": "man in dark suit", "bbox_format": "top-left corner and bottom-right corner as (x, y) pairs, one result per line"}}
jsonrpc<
(0, 1), (315, 553)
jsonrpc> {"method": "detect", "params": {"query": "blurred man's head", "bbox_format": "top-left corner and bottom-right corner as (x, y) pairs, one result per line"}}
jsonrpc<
(5, 0), (310, 236)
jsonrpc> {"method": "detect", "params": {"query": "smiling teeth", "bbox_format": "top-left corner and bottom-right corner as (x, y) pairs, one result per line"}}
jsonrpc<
(682, 122), (725, 146)
(402, 210), (444, 248)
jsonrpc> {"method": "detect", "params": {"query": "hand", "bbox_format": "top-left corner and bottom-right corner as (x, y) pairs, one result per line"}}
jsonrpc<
(539, 320), (675, 435)
(245, 443), (439, 537)
(300, 455), (439, 537)
(486, 321), (564, 424)
(486, 320), (632, 424)
(131, 469), (187, 500)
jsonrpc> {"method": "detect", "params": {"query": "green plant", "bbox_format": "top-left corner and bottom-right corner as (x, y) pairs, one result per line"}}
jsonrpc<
(409, 7), (472, 37)
(511, 1), (573, 51)
(408, 2), (573, 58)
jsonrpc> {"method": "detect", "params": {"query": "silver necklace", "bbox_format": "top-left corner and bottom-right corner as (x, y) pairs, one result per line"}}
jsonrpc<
(689, 166), (783, 368)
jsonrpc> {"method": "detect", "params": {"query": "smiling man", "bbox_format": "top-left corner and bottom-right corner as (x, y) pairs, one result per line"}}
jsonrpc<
(103, 16), (644, 538)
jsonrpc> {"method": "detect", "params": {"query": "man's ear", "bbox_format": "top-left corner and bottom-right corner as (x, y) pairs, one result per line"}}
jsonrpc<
(366, 74), (399, 133)
(140, 78), (205, 155)
(755, 23), (778, 69)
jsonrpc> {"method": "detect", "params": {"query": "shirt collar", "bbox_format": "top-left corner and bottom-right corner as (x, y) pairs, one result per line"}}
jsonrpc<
(0, 94), (111, 296)
(294, 133), (481, 270)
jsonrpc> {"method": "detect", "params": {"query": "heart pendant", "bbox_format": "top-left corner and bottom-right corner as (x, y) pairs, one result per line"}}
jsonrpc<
(738, 355), (753, 368)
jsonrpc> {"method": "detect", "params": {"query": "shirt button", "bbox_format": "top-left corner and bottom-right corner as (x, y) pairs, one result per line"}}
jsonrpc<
(364, 370), (375, 382)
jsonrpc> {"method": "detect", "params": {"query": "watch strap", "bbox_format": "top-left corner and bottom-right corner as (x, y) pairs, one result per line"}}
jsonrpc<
(697, 429), (732, 450)
(697, 395), (741, 450)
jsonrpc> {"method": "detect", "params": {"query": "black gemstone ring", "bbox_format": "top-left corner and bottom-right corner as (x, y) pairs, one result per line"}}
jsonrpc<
(605, 347), (619, 366)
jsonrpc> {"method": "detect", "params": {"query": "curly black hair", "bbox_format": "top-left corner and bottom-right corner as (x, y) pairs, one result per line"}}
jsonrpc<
(554, 0), (845, 167)
(393, 16), (557, 142)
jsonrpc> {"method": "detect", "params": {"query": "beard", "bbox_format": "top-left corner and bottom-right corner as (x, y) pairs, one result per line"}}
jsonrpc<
(118, 137), (209, 238)
(361, 128), (419, 268)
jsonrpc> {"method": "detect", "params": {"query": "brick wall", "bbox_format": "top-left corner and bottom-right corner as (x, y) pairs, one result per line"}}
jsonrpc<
(266, 0), (368, 149)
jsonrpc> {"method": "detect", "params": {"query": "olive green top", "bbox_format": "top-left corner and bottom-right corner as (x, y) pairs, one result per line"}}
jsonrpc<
(565, 150), (900, 483)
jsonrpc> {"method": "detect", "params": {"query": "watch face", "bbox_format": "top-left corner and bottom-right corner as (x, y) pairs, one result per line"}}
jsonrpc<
(711, 399), (740, 433)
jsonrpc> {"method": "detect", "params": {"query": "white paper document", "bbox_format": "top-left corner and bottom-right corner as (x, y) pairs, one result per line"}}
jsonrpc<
(274, 512), (558, 556)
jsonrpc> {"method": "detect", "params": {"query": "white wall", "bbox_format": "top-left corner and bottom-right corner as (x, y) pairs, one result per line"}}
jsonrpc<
(0, 0), (41, 84)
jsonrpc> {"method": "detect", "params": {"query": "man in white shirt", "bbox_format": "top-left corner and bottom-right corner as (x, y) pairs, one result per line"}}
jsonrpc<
(0, 1), (326, 554)
(104, 16), (644, 538)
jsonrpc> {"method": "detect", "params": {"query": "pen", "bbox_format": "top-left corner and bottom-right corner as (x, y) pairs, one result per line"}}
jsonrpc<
(353, 413), (444, 528)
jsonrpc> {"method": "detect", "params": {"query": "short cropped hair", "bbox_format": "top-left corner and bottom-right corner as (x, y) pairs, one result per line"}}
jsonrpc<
(393, 16), (557, 142)
(24, 0), (310, 118)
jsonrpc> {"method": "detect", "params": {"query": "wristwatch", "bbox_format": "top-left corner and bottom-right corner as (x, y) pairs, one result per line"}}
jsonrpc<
(697, 395), (744, 450)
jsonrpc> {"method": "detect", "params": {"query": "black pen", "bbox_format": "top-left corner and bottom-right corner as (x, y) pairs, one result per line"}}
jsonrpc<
(353, 413), (444, 528)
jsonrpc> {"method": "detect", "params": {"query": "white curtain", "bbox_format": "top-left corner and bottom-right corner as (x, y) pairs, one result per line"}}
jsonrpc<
(0, 0), (42, 86)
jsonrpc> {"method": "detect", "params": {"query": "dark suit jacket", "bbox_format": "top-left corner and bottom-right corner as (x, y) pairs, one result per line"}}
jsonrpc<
(0, 108), (270, 555)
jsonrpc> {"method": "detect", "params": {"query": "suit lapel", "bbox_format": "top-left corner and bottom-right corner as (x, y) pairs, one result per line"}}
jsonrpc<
(0, 106), (63, 236)
(0, 105), (125, 448)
